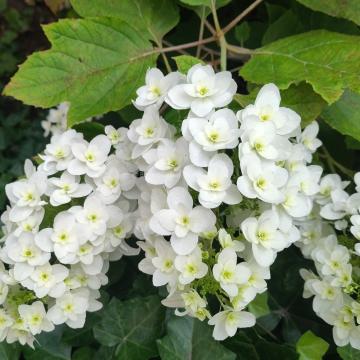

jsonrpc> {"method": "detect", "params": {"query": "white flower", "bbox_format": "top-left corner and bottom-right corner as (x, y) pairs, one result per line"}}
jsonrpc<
(13, 210), (44, 237)
(166, 64), (237, 117)
(320, 190), (360, 220)
(134, 68), (182, 110)
(240, 121), (290, 161)
(186, 109), (239, 151)
(213, 248), (251, 297)
(104, 125), (127, 146)
(238, 83), (300, 136)
(174, 247), (208, 284)
(350, 215), (360, 240)
(5, 167), (47, 222)
(184, 153), (242, 208)
(316, 174), (349, 205)
(92, 157), (135, 204)
(298, 121), (322, 153)
(208, 310), (255, 341)
(127, 107), (173, 158)
(237, 154), (287, 204)
(74, 196), (110, 237)
(22, 263), (69, 298)
(151, 239), (178, 287)
(18, 301), (54, 335)
(150, 187), (216, 255)
(40, 129), (83, 174)
(47, 172), (93, 206)
(280, 186), (313, 218)
(69, 135), (111, 178)
(144, 138), (189, 188)
(241, 210), (287, 267)
(47, 289), (89, 328)
(218, 228), (244, 252)
(36, 212), (88, 264)
(0, 309), (13, 338)
(5, 233), (50, 281)
(287, 165), (322, 196)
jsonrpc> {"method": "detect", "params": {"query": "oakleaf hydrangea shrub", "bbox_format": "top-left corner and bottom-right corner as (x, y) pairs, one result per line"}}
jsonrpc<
(1, 64), (359, 350)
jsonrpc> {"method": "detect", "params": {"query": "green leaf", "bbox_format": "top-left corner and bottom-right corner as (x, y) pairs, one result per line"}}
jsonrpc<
(70, 0), (179, 44)
(240, 30), (360, 104)
(173, 55), (204, 73)
(337, 345), (360, 359)
(296, 331), (329, 360)
(235, 22), (250, 46)
(262, 7), (359, 46)
(248, 292), (270, 318)
(4, 18), (156, 125)
(157, 316), (236, 360)
(321, 90), (360, 142)
(23, 326), (72, 360)
(234, 83), (326, 126)
(296, 0), (360, 26)
(0, 342), (21, 360)
(72, 347), (93, 360)
(93, 295), (165, 359)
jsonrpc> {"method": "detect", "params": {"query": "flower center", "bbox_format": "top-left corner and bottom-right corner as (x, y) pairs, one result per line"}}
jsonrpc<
(85, 151), (95, 162)
(255, 177), (267, 190)
(144, 127), (155, 138)
(150, 85), (161, 97)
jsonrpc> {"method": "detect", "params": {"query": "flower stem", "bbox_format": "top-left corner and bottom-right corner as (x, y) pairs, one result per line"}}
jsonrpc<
(222, 0), (264, 34)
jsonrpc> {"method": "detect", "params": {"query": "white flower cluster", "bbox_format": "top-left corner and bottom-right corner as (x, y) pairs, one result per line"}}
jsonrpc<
(131, 65), (323, 341)
(0, 126), (140, 347)
(1, 64), (328, 345)
(297, 171), (360, 349)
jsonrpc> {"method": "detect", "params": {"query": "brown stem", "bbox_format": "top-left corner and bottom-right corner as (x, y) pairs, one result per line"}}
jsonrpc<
(130, 36), (217, 61)
(196, 6), (206, 58)
(222, 0), (263, 34)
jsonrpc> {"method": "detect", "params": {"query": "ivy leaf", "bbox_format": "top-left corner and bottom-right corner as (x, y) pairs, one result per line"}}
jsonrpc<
(70, 0), (179, 45)
(93, 295), (165, 360)
(240, 30), (360, 104)
(0, 342), (21, 360)
(234, 83), (326, 126)
(321, 90), (360, 142)
(23, 326), (72, 360)
(295, 0), (360, 26)
(173, 55), (204, 73)
(4, 18), (156, 126)
(248, 292), (270, 318)
(296, 331), (329, 360)
(157, 316), (236, 360)
(235, 22), (251, 46)
(337, 345), (360, 359)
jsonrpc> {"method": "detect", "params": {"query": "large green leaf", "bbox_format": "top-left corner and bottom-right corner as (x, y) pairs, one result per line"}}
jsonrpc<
(296, 331), (329, 360)
(262, 6), (359, 45)
(93, 295), (165, 360)
(240, 30), (360, 104)
(337, 345), (360, 359)
(23, 326), (72, 360)
(173, 55), (204, 73)
(70, 0), (179, 44)
(4, 18), (156, 125)
(234, 83), (326, 126)
(248, 292), (270, 318)
(296, 0), (360, 26)
(157, 316), (236, 360)
(321, 90), (360, 142)
(0, 342), (21, 360)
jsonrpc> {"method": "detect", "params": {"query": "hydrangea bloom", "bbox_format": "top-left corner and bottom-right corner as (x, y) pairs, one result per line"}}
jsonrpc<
(3, 64), (352, 348)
